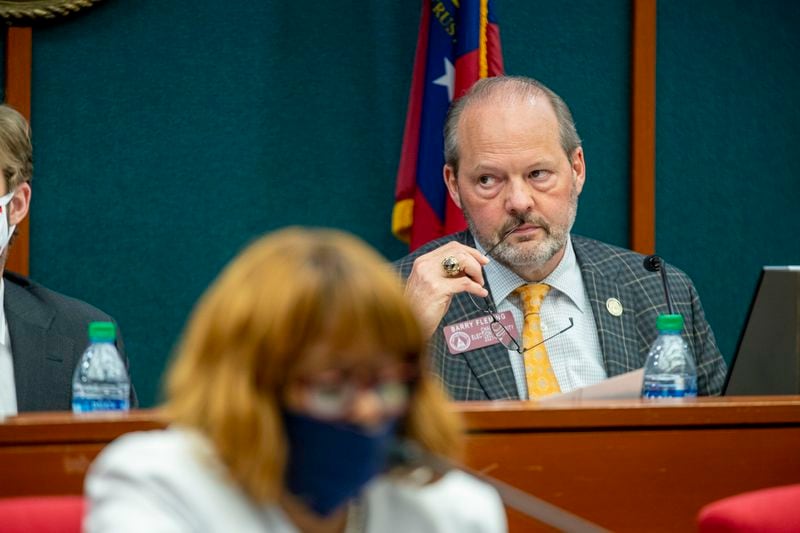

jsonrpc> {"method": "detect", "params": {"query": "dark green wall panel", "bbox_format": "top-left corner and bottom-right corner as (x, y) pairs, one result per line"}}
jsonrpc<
(29, 1), (419, 406)
(501, 0), (631, 247)
(656, 0), (800, 362)
(31, 0), (789, 407)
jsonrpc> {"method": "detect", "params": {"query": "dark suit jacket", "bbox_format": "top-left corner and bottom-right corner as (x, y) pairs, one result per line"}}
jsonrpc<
(4, 271), (137, 412)
(395, 232), (727, 400)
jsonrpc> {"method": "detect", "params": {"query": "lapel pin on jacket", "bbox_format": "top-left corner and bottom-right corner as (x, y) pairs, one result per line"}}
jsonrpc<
(606, 298), (623, 317)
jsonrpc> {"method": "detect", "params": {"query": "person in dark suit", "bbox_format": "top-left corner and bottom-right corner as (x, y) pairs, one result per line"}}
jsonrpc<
(0, 104), (135, 414)
(395, 76), (727, 400)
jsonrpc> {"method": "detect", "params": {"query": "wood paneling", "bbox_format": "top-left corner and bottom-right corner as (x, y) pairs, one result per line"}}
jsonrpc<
(4, 26), (32, 276)
(630, 0), (657, 254)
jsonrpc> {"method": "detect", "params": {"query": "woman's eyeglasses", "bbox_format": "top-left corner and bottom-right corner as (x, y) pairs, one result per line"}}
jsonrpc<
(293, 364), (418, 422)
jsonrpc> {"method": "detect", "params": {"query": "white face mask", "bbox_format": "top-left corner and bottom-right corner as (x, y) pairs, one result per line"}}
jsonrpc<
(0, 191), (16, 253)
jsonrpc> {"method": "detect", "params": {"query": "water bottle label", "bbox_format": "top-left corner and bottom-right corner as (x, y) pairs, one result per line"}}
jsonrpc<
(642, 375), (698, 398)
(642, 388), (698, 398)
(72, 397), (130, 412)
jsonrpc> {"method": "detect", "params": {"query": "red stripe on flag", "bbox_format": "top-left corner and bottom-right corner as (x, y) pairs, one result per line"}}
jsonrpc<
(454, 49), (479, 100)
(393, 1), (431, 243)
(444, 195), (467, 237)
(394, 1), (504, 251)
(486, 22), (504, 75)
(410, 189), (446, 250)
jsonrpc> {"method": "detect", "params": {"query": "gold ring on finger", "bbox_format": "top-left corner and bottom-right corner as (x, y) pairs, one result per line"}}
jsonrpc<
(441, 255), (463, 277)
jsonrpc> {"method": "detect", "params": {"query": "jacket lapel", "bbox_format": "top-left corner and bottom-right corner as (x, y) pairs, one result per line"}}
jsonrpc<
(5, 276), (74, 411)
(457, 232), (519, 399)
(573, 238), (641, 376)
(460, 342), (519, 399)
(440, 271), (519, 400)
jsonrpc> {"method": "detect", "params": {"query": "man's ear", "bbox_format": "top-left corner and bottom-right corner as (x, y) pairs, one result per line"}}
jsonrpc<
(8, 182), (31, 225)
(571, 147), (586, 195)
(444, 164), (462, 208)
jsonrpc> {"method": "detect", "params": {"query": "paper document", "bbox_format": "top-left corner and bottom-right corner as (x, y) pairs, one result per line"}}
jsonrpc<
(538, 369), (644, 402)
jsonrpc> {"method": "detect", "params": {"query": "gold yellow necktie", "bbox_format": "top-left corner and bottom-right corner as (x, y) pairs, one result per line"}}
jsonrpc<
(515, 283), (561, 398)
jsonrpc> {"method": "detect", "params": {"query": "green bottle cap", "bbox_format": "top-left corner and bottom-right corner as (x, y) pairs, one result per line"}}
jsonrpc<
(88, 321), (116, 342)
(656, 314), (684, 332)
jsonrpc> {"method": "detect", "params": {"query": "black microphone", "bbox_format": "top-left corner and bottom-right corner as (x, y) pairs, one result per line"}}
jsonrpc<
(389, 439), (608, 532)
(643, 255), (674, 314)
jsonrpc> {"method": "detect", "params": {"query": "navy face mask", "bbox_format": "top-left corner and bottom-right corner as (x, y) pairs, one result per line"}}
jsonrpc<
(282, 411), (399, 517)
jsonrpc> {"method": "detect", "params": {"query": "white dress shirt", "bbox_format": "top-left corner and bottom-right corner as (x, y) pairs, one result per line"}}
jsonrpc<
(478, 235), (607, 398)
(0, 279), (17, 417)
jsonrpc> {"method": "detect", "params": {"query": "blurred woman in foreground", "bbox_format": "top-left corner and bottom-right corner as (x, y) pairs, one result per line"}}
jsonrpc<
(85, 227), (506, 533)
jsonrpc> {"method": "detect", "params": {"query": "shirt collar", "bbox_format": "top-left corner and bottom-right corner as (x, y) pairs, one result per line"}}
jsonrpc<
(477, 234), (588, 313)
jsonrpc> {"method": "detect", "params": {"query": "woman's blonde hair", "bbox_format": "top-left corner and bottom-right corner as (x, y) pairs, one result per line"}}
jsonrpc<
(165, 227), (461, 503)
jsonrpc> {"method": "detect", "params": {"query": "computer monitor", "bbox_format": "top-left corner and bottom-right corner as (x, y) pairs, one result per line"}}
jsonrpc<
(723, 266), (800, 395)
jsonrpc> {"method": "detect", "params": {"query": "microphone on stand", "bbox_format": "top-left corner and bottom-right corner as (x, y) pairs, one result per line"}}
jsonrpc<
(643, 255), (674, 314)
(389, 439), (608, 532)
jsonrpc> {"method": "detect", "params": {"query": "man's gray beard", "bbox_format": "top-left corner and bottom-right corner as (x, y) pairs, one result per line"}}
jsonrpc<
(463, 188), (578, 273)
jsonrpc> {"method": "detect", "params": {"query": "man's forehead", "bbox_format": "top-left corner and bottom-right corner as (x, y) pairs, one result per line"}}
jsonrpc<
(458, 97), (560, 150)
(462, 92), (557, 126)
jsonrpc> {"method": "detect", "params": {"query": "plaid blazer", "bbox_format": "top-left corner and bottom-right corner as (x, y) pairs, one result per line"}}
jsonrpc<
(394, 232), (727, 400)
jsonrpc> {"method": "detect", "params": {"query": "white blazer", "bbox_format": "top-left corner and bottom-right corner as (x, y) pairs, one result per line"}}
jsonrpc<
(84, 427), (507, 533)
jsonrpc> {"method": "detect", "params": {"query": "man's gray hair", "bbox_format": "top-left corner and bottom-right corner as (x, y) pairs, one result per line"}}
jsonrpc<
(443, 76), (582, 174)
(0, 104), (32, 190)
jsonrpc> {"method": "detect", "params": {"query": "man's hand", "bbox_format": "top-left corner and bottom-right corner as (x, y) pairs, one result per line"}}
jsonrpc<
(405, 242), (490, 339)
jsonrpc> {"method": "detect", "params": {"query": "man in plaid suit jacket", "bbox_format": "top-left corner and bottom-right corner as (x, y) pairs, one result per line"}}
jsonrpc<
(395, 76), (727, 401)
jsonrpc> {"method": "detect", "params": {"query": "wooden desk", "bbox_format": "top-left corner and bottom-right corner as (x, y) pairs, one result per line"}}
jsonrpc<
(1, 397), (799, 532)
(0, 411), (165, 497)
(459, 397), (800, 531)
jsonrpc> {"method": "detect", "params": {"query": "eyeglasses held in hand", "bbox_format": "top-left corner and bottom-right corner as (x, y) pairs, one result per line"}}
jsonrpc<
(467, 293), (574, 354)
(458, 226), (573, 353)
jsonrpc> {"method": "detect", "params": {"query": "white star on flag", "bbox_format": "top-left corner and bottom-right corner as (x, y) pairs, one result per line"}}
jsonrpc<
(433, 57), (455, 102)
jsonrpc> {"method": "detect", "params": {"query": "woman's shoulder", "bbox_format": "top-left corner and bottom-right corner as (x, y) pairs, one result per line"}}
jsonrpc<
(92, 427), (210, 471)
(85, 428), (286, 532)
(365, 469), (507, 533)
(86, 425), (227, 503)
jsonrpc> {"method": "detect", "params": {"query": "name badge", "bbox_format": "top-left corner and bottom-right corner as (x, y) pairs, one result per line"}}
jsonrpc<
(444, 312), (520, 354)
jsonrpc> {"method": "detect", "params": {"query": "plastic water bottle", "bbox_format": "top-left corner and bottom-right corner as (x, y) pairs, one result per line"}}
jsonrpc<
(641, 314), (698, 398)
(71, 321), (130, 412)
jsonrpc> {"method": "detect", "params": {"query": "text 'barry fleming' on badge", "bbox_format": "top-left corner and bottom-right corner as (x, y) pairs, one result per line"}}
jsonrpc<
(444, 312), (519, 354)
